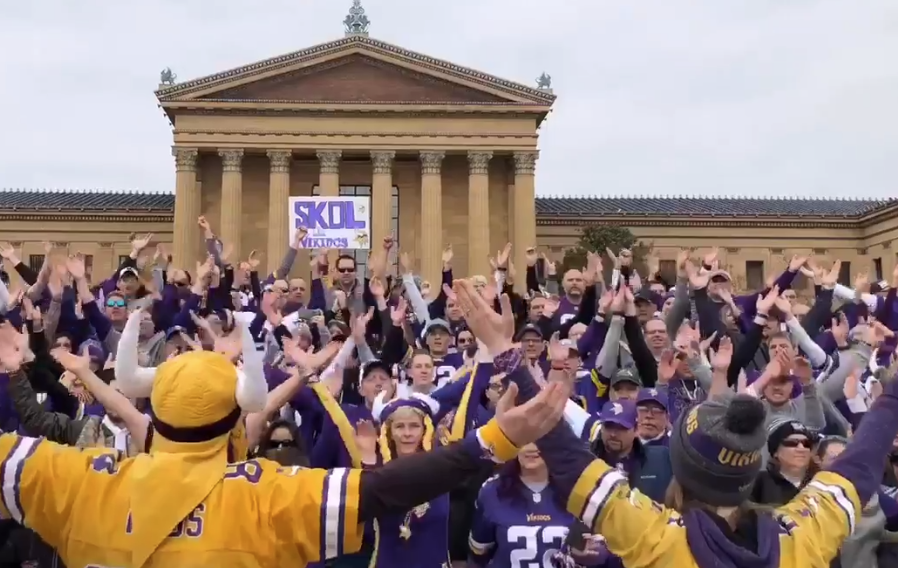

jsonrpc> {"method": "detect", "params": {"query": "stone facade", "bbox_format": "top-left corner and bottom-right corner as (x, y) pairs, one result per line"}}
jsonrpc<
(3, 33), (897, 295)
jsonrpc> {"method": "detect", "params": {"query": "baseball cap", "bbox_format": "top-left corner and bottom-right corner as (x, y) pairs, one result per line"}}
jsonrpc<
(515, 323), (544, 341)
(361, 360), (392, 380)
(610, 367), (642, 388)
(559, 338), (579, 355)
(424, 318), (451, 337)
(165, 325), (186, 341)
(599, 399), (637, 430)
(118, 267), (139, 279)
(636, 387), (667, 411)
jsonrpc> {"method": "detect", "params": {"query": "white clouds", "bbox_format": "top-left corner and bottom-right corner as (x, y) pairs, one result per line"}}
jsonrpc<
(0, 0), (895, 197)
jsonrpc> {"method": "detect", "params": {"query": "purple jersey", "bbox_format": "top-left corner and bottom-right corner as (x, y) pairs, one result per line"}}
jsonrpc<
(370, 493), (450, 567)
(469, 475), (579, 568)
(434, 352), (466, 388)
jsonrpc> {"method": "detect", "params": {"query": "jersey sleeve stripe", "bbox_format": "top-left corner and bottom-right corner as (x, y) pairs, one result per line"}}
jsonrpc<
(336, 466), (350, 558)
(1, 436), (40, 524)
(581, 470), (628, 529)
(468, 534), (494, 554)
(807, 480), (857, 533)
(321, 468), (348, 560)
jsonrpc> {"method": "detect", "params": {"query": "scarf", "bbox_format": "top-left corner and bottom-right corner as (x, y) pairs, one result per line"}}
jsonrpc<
(682, 508), (780, 568)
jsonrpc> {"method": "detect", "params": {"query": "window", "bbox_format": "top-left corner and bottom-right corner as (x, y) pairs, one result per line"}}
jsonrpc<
(838, 261), (851, 286)
(83, 254), (94, 283)
(745, 261), (765, 290)
(118, 255), (131, 268)
(311, 185), (400, 277)
(28, 255), (45, 273)
(658, 260), (677, 285)
(874, 258), (883, 282)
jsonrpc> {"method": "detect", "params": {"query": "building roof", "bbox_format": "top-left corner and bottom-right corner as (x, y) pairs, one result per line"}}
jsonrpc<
(154, 34), (556, 106)
(534, 196), (894, 218)
(0, 189), (892, 219)
(0, 189), (175, 211)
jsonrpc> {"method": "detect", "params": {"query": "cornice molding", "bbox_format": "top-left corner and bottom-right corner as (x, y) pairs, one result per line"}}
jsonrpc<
(169, 108), (544, 119)
(174, 128), (538, 139)
(0, 213), (174, 223)
(535, 217), (865, 231)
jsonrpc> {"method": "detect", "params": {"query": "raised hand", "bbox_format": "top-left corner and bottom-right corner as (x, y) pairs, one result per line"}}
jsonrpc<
(51, 347), (91, 374)
(454, 280), (514, 356)
(390, 297), (408, 326)
(354, 420), (379, 461)
(351, 308), (375, 341)
(369, 276), (385, 298)
(821, 260), (840, 289)
(494, 381), (569, 447)
(703, 247), (719, 268)
(66, 254), (86, 280)
(0, 242), (16, 260)
(657, 350), (678, 384)
(496, 243), (512, 269)
(293, 227), (309, 247)
(525, 247), (538, 267)
(131, 233), (153, 252)
(246, 250), (261, 270)
(399, 251), (412, 275)
(441, 244), (453, 266)
(756, 285), (780, 315)
(789, 255), (808, 273)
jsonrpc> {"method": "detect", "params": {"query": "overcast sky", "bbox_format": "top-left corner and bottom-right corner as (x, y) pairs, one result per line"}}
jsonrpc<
(1, 0), (896, 198)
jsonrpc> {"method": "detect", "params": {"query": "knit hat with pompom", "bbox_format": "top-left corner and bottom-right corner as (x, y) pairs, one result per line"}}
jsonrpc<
(669, 394), (767, 506)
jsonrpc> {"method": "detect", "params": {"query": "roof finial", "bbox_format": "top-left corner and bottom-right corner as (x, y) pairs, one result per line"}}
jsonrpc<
(536, 72), (552, 92)
(344, 0), (370, 37)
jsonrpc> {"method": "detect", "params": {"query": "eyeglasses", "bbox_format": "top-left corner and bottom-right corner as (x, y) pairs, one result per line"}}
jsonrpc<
(268, 439), (294, 449)
(337, 266), (355, 274)
(781, 439), (813, 449)
(106, 299), (126, 308)
(488, 383), (505, 393)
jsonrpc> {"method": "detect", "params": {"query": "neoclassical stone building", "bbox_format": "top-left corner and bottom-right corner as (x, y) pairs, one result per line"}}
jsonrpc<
(2, 189), (898, 296)
(156, 7), (554, 288)
(2, 3), (897, 293)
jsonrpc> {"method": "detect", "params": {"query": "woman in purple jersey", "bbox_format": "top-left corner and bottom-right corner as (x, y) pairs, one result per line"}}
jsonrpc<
(358, 390), (454, 568)
(469, 444), (604, 568)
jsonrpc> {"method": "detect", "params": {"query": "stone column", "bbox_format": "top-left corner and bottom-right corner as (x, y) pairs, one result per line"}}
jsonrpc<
(218, 149), (245, 259)
(317, 150), (342, 270)
(172, 148), (199, 269)
(467, 151), (493, 277)
(371, 151), (395, 248)
(420, 151), (445, 286)
(267, 150), (293, 275)
(316, 150), (342, 196)
(513, 151), (539, 293)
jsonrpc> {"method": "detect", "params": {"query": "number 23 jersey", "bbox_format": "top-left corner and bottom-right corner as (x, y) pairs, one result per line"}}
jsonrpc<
(468, 476), (577, 568)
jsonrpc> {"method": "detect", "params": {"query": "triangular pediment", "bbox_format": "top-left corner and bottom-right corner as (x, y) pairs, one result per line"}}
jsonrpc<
(199, 54), (512, 103)
(157, 36), (555, 107)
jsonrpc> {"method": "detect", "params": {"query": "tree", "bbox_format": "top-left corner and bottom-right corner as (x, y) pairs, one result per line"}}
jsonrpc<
(561, 225), (651, 282)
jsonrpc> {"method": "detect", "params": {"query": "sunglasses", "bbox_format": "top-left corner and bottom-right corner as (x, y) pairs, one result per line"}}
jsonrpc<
(106, 299), (126, 308)
(781, 439), (813, 449)
(268, 439), (294, 450)
(337, 267), (355, 274)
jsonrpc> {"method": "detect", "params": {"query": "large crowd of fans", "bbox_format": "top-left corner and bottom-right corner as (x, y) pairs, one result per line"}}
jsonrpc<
(1, 215), (898, 568)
